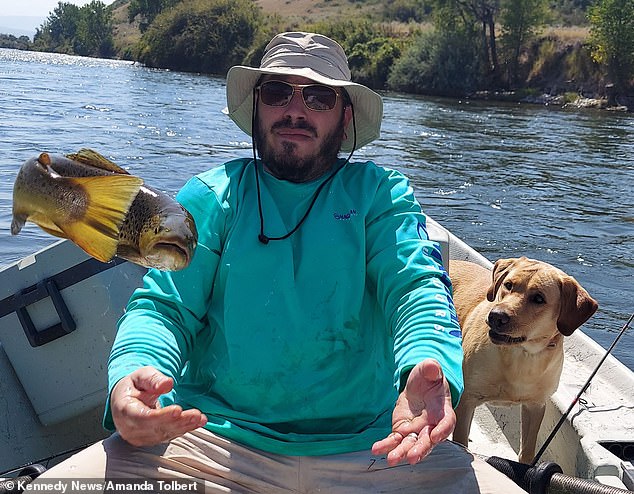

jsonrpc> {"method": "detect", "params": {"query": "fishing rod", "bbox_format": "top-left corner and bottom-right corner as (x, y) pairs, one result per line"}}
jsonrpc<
(0, 465), (47, 494)
(531, 311), (634, 466)
(0, 442), (93, 477)
(0, 442), (90, 493)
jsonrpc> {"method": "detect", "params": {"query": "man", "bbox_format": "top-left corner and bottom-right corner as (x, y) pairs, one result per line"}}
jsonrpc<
(36, 32), (525, 493)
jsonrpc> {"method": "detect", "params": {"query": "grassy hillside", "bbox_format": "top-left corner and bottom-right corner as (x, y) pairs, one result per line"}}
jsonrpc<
(110, 0), (386, 54)
(110, 0), (141, 55)
(257, 0), (384, 23)
(109, 0), (590, 59)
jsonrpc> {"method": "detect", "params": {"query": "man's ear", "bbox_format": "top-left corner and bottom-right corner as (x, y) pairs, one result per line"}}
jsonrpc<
(343, 105), (353, 129)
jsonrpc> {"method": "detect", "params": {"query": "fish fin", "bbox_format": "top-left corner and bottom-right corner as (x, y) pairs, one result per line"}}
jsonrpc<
(10, 214), (26, 235)
(66, 148), (130, 174)
(114, 244), (142, 264)
(34, 222), (66, 238)
(11, 213), (67, 238)
(58, 174), (143, 262)
(38, 152), (52, 166)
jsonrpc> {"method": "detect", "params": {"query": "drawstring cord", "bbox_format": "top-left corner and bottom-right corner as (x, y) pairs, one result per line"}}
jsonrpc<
(251, 87), (357, 244)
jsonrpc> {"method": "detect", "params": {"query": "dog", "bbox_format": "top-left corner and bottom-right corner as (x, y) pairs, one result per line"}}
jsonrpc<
(449, 257), (598, 464)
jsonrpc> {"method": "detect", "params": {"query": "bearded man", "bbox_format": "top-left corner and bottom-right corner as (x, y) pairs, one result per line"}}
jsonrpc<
(33, 32), (526, 494)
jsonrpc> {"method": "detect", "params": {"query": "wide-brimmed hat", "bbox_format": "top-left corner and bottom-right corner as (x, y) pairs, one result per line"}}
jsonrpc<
(226, 31), (383, 152)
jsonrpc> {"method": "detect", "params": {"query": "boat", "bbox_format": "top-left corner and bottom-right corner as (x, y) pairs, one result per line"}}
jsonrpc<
(0, 218), (632, 493)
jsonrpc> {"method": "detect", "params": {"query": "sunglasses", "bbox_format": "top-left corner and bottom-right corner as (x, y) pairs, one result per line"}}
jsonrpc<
(257, 80), (340, 111)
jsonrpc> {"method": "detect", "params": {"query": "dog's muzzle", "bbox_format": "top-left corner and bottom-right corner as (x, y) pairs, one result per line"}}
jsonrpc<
(487, 308), (526, 345)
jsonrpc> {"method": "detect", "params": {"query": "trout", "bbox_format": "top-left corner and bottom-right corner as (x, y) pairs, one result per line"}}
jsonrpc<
(12, 149), (198, 271)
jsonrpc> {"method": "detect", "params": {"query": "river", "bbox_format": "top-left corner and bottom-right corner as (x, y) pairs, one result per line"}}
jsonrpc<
(1, 48), (632, 370)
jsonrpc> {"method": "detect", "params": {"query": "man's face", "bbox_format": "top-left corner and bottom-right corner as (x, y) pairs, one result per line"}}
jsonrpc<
(254, 75), (352, 183)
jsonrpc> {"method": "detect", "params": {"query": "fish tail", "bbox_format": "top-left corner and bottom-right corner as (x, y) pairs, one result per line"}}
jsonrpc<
(61, 175), (143, 262)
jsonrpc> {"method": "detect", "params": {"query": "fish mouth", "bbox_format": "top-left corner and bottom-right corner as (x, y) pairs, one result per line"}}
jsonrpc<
(149, 242), (192, 270)
(488, 330), (527, 345)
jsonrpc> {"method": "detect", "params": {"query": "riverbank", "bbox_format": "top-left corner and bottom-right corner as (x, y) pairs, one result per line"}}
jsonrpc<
(110, 1), (631, 112)
(472, 90), (632, 112)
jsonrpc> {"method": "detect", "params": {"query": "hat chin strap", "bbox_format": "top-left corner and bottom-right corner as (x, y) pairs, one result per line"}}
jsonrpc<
(251, 87), (357, 245)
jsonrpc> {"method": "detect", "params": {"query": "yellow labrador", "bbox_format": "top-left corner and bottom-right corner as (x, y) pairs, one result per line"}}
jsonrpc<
(449, 257), (598, 464)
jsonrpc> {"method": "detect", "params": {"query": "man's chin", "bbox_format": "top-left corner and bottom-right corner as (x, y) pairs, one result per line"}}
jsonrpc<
(257, 129), (343, 182)
(265, 162), (313, 182)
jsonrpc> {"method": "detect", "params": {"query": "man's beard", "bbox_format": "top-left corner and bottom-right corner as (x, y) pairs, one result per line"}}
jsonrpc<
(255, 114), (346, 183)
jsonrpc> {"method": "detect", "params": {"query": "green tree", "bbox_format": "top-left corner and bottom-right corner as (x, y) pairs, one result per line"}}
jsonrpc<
(33, 2), (81, 53)
(499, 0), (547, 86)
(588, 0), (634, 93)
(137, 0), (262, 74)
(0, 34), (32, 50)
(429, 0), (501, 84)
(74, 1), (115, 57)
(127, 0), (179, 32)
(388, 27), (484, 96)
(32, 0), (113, 57)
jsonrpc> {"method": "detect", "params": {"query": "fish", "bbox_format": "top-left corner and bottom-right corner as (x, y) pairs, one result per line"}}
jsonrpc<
(12, 149), (198, 271)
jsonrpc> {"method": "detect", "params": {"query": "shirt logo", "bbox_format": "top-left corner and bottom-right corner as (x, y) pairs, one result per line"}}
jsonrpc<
(333, 209), (358, 220)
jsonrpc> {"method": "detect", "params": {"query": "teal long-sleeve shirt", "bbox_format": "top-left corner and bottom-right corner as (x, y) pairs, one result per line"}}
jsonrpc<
(105, 158), (463, 456)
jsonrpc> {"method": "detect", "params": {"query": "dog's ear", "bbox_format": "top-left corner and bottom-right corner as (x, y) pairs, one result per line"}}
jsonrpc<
(557, 276), (599, 336)
(486, 258), (520, 302)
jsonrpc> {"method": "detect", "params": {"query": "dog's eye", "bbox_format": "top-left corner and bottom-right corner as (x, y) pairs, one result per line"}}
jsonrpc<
(504, 281), (513, 290)
(531, 294), (546, 304)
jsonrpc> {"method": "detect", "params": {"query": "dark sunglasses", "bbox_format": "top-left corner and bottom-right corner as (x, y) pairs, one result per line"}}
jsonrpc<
(257, 80), (340, 111)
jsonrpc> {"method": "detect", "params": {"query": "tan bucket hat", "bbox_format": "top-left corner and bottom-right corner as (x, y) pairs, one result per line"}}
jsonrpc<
(226, 31), (383, 152)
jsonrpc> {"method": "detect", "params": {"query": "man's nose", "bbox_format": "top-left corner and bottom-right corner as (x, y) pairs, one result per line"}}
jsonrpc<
(284, 89), (307, 114)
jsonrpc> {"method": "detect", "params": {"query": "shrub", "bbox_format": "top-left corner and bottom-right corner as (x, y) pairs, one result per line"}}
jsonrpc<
(388, 28), (485, 96)
(137, 0), (262, 74)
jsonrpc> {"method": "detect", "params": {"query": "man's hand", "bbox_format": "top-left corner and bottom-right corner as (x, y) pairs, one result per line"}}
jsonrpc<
(371, 359), (456, 466)
(110, 366), (207, 447)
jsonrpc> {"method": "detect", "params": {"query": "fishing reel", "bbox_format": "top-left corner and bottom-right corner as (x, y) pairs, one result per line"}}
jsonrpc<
(487, 456), (632, 494)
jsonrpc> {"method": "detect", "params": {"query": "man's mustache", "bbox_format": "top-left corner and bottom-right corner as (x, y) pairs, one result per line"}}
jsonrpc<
(271, 119), (317, 137)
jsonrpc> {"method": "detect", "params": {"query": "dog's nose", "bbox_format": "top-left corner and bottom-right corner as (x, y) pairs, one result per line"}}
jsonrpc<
(488, 309), (510, 330)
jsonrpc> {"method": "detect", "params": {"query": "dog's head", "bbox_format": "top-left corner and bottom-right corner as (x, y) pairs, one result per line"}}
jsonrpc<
(485, 257), (598, 350)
